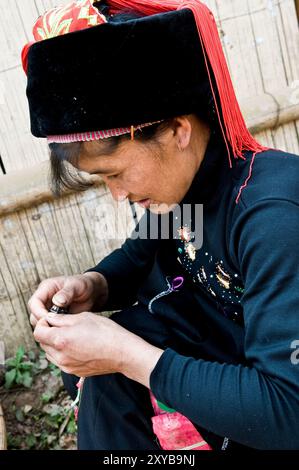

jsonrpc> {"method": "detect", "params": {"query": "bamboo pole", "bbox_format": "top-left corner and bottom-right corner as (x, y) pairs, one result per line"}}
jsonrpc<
(0, 341), (7, 450)
(242, 87), (299, 135)
(0, 161), (103, 217)
(0, 404), (7, 450)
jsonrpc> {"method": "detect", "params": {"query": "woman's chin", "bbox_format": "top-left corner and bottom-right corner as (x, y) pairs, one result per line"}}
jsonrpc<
(148, 202), (177, 215)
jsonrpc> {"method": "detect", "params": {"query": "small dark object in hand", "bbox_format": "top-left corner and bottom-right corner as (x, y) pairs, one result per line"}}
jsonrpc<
(49, 305), (69, 314)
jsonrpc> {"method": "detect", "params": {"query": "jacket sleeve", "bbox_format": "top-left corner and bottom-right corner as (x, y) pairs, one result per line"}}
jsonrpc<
(86, 212), (159, 310)
(150, 199), (299, 449)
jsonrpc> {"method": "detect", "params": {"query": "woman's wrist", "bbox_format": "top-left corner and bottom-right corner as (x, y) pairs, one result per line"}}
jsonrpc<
(119, 333), (164, 388)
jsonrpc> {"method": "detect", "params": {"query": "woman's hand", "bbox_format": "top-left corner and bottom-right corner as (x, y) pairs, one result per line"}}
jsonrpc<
(34, 311), (163, 387)
(28, 272), (108, 327)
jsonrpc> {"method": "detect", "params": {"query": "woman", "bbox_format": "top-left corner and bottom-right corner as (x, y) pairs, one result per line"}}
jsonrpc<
(25, 0), (299, 450)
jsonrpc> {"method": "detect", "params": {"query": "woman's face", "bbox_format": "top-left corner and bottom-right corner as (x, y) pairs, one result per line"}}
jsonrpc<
(77, 116), (210, 214)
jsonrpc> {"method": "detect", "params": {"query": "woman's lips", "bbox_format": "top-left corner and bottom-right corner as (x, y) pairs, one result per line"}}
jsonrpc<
(137, 198), (151, 209)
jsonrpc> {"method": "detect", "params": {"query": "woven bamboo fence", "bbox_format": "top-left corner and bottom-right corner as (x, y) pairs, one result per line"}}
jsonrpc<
(0, 0), (298, 357)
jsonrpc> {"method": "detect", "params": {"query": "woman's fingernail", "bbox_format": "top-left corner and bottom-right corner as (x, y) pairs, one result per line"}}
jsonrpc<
(47, 311), (56, 317)
(53, 294), (66, 305)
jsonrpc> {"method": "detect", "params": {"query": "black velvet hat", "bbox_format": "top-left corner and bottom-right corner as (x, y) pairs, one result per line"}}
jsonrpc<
(25, 9), (209, 137)
(23, 0), (264, 161)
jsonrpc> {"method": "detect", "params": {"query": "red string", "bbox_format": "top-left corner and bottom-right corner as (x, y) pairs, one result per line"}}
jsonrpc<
(235, 151), (257, 204)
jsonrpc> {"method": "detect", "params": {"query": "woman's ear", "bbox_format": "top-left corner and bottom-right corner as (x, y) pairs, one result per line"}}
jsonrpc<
(172, 116), (192, 152)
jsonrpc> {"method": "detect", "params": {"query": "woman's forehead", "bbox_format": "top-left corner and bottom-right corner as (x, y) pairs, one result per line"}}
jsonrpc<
(82, 140), (115, 157)
(79, 139), (132, 172)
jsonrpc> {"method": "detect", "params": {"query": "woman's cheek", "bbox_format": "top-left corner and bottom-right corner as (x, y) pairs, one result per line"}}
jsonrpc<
(127, 174), (149, 193)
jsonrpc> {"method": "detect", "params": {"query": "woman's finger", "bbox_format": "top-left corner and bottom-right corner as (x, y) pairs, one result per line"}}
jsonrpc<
(52, 277), (88, 307)
(28, 280), (60, 318)
(42, 345), (79, 375)
(46, 311), (89, 327)
(34, 318), (64, 348)
(28, 294), (49, 320)
(29, 313), (38, 327)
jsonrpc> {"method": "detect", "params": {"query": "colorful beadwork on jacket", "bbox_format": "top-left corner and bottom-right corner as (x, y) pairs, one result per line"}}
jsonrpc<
(177, 224), (244, 326)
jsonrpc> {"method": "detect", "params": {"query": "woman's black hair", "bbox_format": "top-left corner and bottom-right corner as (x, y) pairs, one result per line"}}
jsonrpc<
(49, 5), (220, 196)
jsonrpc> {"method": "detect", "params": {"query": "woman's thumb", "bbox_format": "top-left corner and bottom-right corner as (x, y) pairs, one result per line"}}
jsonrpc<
(52, 288), (73, 307)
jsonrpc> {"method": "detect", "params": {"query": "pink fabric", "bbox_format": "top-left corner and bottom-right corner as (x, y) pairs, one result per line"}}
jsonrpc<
(149, 391), (212, 451)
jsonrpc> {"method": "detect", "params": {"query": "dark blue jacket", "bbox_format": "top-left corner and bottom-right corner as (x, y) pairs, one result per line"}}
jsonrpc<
(88, 133), (299, 449)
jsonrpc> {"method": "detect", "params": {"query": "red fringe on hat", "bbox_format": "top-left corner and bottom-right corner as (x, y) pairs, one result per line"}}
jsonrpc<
(108, 0), (268, 168)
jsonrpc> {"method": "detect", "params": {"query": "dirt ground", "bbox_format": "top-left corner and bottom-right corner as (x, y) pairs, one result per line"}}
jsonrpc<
(1, 367), (77, 450)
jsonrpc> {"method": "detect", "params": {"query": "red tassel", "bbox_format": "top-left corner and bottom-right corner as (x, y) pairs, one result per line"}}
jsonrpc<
(21, 42), (33, 74)
(108, 0), (268, 166)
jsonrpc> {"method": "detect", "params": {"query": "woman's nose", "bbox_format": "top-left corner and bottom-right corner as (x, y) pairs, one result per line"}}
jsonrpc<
(105, 180), (128, 202)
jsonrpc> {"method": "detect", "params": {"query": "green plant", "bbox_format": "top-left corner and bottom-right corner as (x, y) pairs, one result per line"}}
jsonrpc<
(42, 402), (77, 438)
(3, 346), (77, 450)
(5, 346), (36, 389)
